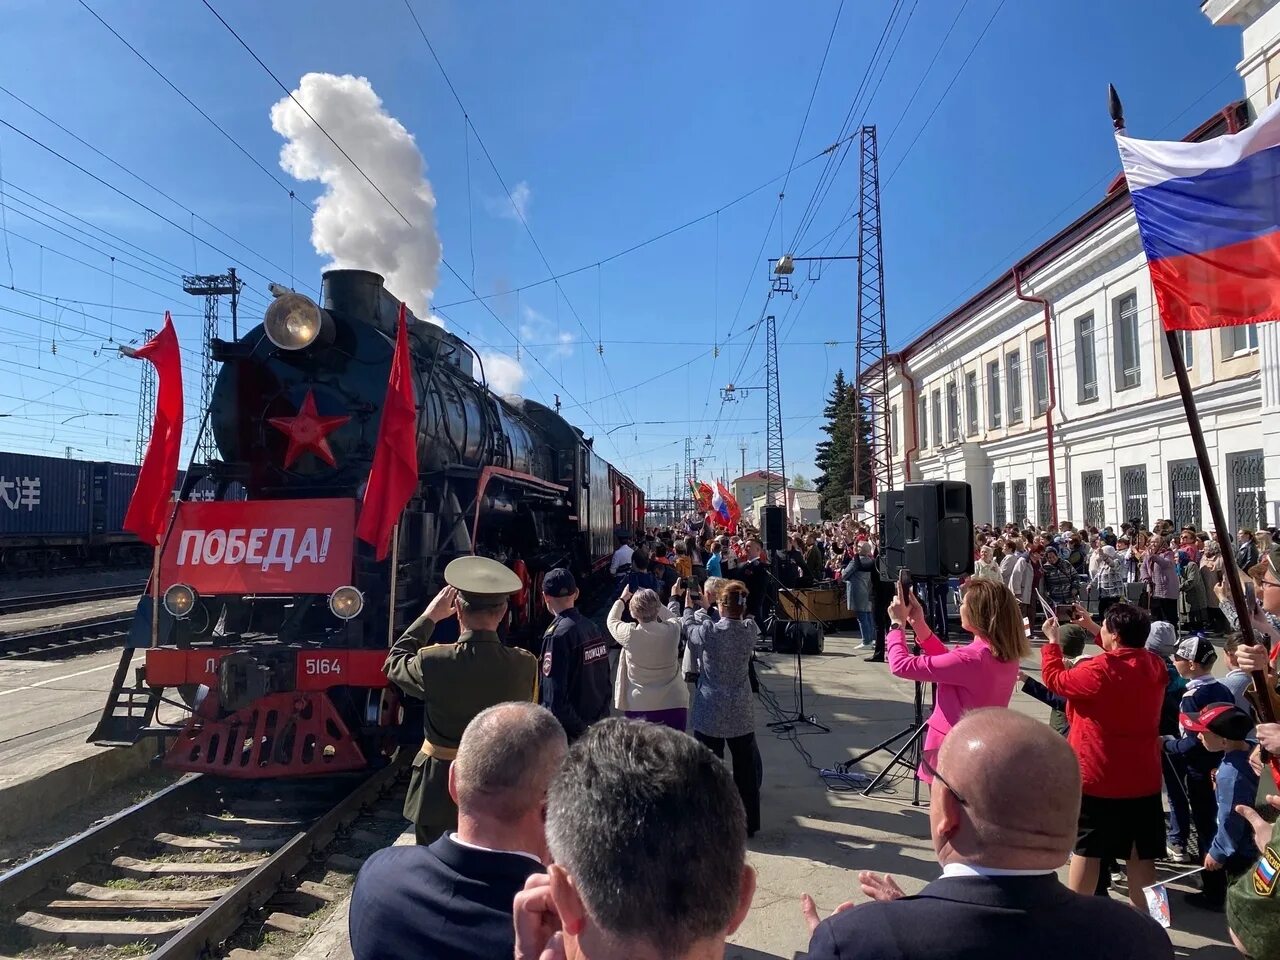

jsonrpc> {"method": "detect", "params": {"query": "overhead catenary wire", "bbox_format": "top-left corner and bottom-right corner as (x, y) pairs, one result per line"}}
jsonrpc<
(400, 0), (634, 430)
(0, 115), (287, 296)
(74, 0), (315, 215)
(0, 81), (315, 297)
(199, 0), (634, 460)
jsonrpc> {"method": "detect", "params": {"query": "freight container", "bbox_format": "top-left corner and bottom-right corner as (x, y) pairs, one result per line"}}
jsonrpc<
(0, 452), (91, 539)
(97, 461), (143, 536)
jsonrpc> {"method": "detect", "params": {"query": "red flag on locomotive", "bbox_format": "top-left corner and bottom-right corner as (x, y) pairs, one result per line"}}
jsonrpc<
(356, 301), (419, 559)
(122, 314), (184, 545)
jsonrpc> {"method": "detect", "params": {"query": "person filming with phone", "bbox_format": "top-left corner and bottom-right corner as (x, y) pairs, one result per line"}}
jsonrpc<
(885, 577), (1028, 783)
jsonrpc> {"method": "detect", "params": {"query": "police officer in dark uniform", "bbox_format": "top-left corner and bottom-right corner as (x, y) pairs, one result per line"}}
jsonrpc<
(384, 556), (539, 844)
(538, 568), (611, 740)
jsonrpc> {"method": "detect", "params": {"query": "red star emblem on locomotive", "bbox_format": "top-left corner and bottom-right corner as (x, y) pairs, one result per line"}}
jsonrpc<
(268, 389), (351, 468)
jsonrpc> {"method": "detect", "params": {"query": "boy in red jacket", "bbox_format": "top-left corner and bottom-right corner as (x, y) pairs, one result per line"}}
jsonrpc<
(1042, 602), (1168, 909)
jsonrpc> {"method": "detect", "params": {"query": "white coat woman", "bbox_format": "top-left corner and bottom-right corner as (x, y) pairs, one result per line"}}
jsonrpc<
(607, 586), (688, 732)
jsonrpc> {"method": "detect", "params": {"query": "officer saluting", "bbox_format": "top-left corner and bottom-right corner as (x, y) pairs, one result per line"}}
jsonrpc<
(538, 568), (611, 740)
(384, 556), (538, 844)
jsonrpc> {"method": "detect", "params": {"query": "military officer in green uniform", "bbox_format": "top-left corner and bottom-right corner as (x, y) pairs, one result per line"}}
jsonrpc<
(384, 556), (539, 844)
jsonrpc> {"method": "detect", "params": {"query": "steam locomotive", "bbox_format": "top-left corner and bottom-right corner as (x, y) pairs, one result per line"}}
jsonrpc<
(92, 269), (643, 776)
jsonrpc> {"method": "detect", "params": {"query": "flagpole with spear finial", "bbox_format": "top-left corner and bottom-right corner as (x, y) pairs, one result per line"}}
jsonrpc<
(1110, 84), (1279, 730)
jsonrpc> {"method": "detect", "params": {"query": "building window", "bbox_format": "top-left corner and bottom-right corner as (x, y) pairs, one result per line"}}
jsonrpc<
(1224, 324), (1260, 358)
(1076, 313), (1097, 402)
(1160, 329), (1194, 378)
(1036, 477), (1051, 527)
(1012, 479), (1027, 527)
(946, 381), (960, 443)
(1113, 291), (1141, 390)
(1006, 350), (1023, 422)
(987, 360), (1001, 429)
(1228, 450), (1266, 533)
(917, 396), (928, 449)
(932, 389), (942, 446)
(1081, 471), (1105, 528)
(1031, 337), (1049, 415)
(965, 371), (978, 435)
(1168, 458), (1202, 532)
(1120, 466), (1148, 530)
(992, 482), (1007, 528)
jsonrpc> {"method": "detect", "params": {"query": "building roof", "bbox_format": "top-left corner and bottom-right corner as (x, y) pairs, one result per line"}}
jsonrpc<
(733, 470), (784, 484)
(880, 102), (1248, 371)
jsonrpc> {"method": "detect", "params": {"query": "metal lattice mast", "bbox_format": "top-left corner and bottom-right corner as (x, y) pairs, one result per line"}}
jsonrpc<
(183, 269), (242, 463)
(134, 326), (157, 465)
(854, 126), (892, 519)
(764, 313), (786, 516)
(683, 436), (694, 509)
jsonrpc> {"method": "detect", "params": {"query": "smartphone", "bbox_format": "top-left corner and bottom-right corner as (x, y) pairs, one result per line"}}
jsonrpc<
(897, 568), (912, 602)
(1054, 604), (1075, 622)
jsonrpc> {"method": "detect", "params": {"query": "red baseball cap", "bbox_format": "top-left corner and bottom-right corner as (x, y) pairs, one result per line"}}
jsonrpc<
(1180, 702), (1252, 739)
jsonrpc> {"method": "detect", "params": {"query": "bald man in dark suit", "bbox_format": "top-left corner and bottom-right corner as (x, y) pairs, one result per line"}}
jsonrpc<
(349, 702), (566, 960)
(801, 709), (1172, 960)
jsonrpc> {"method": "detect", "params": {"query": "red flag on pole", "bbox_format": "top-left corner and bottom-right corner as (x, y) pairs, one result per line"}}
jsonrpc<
(122, 314), (183, 546)
(356, 302), (419, 559)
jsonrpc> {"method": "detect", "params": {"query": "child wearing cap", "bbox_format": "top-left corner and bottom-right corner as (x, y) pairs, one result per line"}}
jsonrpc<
(1182, 703), (1260, 909)
(1165, 635), (1238, 908)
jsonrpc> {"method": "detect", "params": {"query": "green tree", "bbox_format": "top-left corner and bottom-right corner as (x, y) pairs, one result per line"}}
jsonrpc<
(814, 371), (852, 518)
(813, 370), (874, 518)
(791, 473), (813, 491)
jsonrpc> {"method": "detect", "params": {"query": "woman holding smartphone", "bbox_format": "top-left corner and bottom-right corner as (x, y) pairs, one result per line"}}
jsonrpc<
(886, 578), (1029, 781)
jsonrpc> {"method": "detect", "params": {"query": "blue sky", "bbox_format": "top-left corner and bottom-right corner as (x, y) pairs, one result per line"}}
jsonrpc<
(0, 0), (1245, 495)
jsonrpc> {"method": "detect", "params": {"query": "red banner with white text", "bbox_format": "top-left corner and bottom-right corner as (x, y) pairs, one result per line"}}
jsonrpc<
(159, 498), (355, 595)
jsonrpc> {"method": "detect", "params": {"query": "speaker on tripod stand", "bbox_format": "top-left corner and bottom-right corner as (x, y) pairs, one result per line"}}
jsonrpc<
(845, 480), (974, 806)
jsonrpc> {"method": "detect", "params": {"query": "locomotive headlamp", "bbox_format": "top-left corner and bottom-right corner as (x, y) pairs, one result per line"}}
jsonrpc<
(329, 585), (364, 620)
(163, 583), (198, 619)
(264, 291), (332, 351)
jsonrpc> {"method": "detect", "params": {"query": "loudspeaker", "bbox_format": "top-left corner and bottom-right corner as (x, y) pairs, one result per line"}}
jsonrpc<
(878, 489), (906, 580)
(904, 481), (974, 578)
(771, 619), (825, 655)
(762, 505), (786, 552)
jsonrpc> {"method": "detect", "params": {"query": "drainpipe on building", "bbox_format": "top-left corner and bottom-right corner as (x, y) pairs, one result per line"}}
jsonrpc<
(1013, 266), (1059, 528)
(888, 351), (917, 483)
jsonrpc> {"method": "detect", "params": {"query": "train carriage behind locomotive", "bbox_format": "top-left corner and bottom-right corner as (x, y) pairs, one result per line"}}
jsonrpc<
(92, 268), (642, 777)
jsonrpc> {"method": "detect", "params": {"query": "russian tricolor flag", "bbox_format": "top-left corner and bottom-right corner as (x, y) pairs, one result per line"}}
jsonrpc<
(1117, 99), (1280, 331)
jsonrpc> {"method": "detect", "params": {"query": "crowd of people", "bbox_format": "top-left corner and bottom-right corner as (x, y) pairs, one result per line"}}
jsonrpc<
(354, 509), (1280, 958)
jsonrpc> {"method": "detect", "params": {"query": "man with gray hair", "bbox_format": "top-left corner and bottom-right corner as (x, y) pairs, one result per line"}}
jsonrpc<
(513, 718), (756, 959)
(349, 702), (566, 960)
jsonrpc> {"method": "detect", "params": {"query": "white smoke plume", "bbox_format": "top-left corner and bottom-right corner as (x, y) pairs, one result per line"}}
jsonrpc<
(479, 351), (525, 395)
(271, 73), (441, 317)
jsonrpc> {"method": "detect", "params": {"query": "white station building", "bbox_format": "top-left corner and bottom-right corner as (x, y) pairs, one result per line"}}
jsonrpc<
(874, 0), (1280, 535)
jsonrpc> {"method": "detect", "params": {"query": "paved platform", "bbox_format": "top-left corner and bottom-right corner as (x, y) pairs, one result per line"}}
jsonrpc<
(289, 631), (1236, 959)
(0, 648), (151, 840)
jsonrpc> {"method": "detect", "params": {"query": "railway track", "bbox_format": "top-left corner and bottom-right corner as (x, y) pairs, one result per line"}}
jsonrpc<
(0, 761), (404, 957)
(0, 583), (146, 616)
(0, 615), (133, 661)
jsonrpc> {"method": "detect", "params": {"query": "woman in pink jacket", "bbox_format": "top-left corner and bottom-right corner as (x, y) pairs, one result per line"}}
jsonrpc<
(886, 578), (1029, 781)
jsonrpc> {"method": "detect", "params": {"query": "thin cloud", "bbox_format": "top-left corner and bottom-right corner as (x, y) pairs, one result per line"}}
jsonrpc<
(485, 180), (532, 221)
(517, 304), (573, 357)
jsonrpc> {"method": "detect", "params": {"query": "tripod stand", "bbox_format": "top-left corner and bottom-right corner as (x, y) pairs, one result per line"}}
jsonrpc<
(850, 676), (929, 804)
(763, 555), (830, 734)
(845, 575), (942, 806)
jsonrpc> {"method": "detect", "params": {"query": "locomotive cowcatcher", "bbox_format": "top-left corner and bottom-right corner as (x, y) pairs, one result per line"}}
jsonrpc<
(92, 269), (643, 776)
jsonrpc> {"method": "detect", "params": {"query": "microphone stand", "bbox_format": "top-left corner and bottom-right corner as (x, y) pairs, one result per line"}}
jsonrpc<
(762, 552), (830, 734)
